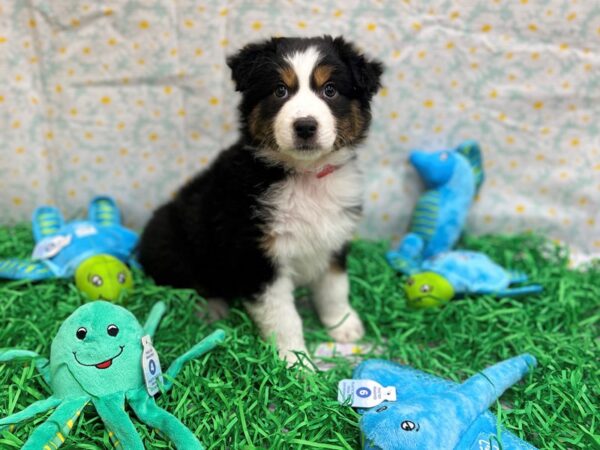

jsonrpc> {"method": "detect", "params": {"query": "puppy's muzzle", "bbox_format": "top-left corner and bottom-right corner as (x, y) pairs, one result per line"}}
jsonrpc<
(293, 116), (318, 149)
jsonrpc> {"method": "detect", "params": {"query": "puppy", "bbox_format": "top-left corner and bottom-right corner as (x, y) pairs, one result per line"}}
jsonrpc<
(137, 36), (383, 364)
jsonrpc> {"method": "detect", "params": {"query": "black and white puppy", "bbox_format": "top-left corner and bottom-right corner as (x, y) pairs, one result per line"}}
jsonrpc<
(138, 36), (383, 364)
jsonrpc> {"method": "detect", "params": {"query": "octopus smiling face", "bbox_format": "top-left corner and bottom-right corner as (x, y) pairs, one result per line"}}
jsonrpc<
(50, 301), (144, 398)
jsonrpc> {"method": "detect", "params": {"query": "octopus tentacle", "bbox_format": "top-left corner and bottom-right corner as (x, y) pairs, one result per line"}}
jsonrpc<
(127, 388), (203, 450)
(21, 396), (88, 449)
(93, 392), (144, 450)
(0, 350), (51, 386)
(142, 301), (166, 337)
(0, 396), (61, 433)
(163, 329), (226, 392)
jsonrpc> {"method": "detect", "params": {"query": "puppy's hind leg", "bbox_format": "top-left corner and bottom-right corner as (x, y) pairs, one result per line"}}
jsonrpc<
(311, 263), (365, 343)
(244, 275), (309, 366)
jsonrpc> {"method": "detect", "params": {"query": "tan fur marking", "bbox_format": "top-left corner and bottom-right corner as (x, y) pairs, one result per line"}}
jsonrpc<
(330, 258), (345, 274)
(279, 66), (297, 89)
(313, 65), (334, 88)
(260, 232), (277, 258)
(249, 105), (276, 148)
(335, 101), (365, 149)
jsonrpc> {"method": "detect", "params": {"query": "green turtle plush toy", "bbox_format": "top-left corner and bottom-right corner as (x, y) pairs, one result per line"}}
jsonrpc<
(0, 301), (225, 449)
(74, 254), (134, 301)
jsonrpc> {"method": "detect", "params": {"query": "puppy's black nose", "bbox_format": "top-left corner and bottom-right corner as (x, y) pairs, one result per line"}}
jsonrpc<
(293, 117), (318, 139)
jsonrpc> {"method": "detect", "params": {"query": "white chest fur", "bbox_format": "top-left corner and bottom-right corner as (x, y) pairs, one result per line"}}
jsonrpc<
(262, 161), (363, 285)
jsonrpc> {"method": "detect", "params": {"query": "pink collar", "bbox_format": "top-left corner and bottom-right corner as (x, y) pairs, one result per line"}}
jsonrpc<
(315, 164), (339, 179)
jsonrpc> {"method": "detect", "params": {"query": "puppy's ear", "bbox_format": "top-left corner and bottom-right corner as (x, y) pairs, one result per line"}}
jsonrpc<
(227, 39), (278, 92)
(332, 36), (383, 99)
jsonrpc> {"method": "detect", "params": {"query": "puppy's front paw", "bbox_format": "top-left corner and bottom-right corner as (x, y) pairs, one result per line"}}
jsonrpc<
(327, 309), (365, 343)
(278, 345), (313, 369)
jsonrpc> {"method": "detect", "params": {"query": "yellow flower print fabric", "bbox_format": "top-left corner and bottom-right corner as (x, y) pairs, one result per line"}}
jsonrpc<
(0, 1), (598, 256)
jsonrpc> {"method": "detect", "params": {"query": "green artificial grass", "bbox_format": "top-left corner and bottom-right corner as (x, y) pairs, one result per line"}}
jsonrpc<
(0, 224), (598, 449)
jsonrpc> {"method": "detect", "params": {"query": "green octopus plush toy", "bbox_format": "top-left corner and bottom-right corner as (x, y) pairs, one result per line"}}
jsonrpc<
(0, 301), (225, 449)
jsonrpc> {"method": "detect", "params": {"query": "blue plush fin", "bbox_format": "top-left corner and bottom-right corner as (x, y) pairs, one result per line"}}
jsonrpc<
(88, 196), (121, 226)
(0, 258), (54, 280)
(386, 233), (423, 274)
(409, 190), (441, 242)
(509, 271), (529, 284)
(32, 206), (64, 242)
(457, 140), (485, 190)
(494, 285), (543, 297)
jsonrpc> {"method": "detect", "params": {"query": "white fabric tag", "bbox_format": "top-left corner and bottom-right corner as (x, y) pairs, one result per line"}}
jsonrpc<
(141, 335), (164, 396)
(338, 379), (397, 408)
(74, 224), (97, 237)
(32, 234), (72, 260)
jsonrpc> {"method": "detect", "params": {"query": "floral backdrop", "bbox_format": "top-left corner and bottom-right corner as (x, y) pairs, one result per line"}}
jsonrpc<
(1, 0), (599, 257)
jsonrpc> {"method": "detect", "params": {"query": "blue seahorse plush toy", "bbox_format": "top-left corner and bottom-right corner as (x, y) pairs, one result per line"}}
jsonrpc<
(386, 141), (484, 273)
(0, 196), (138, 301)
(351, 354), (538, 450)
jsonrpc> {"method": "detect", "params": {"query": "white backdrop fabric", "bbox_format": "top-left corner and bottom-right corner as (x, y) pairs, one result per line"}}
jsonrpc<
(0, 0), (599, 257)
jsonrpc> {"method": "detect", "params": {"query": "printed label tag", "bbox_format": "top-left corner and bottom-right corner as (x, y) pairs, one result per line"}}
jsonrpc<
(32, 235), (72, 260)
(74, 224), (97, 237)
(337, 379), (397, 408)
(141, 335), (164, 396)
(471, 434), (500, 450)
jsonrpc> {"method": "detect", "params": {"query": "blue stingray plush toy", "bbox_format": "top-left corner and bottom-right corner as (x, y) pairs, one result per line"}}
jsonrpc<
(347, 354), (538, 450)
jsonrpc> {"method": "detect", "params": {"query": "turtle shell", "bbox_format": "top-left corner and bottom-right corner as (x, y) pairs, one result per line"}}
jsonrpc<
(33, 220), (138, 277)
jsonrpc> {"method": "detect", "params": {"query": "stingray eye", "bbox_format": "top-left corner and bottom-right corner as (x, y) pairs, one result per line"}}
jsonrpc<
(420, 284), (432, 293)
(376, 405), (388, 413)
(401, 420), (417, 431)
(91, 274), (103, 287)
(107, 324), (119, 337)
(76, 327), (87, 340)
(406, 277), (415, 286)
(274, 84), (288, 98)
(117, 272), (127, 284)
(439, 152), (449, 161)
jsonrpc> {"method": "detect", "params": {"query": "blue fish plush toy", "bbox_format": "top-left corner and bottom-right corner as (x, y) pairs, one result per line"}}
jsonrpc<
(353, 355), (538, 450)
(403, 251), (543, 308)
(387, 141), (484, 273)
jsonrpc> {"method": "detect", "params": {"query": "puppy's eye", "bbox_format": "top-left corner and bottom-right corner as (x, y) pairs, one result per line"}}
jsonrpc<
(322, 83), (337, 98)
(274, 84), (288, 98)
